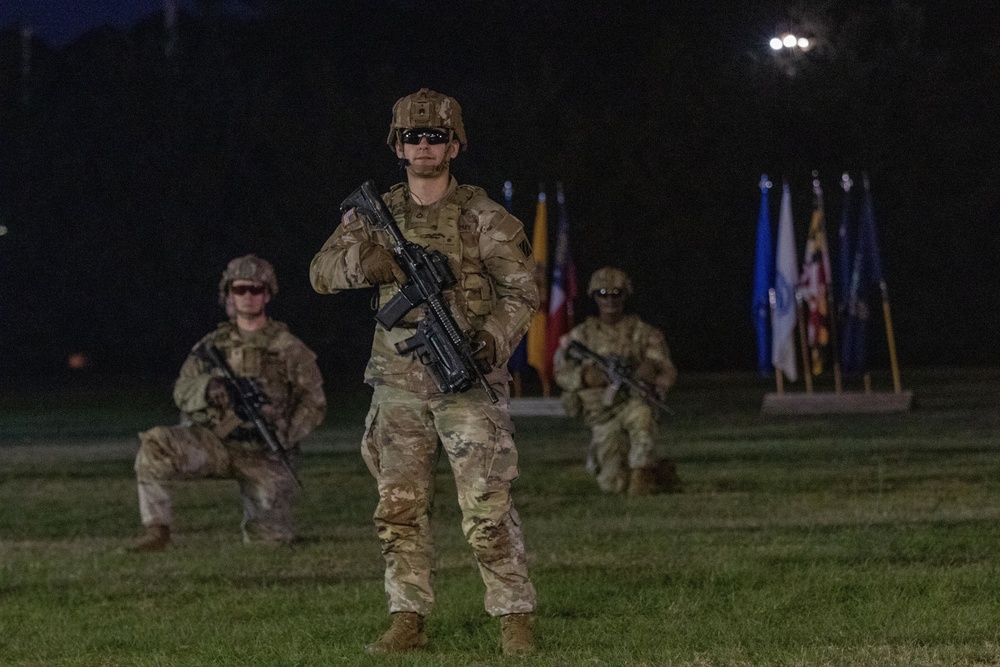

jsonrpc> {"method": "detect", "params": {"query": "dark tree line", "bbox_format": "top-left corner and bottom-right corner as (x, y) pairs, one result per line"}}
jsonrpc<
(1, 0), (997, 385)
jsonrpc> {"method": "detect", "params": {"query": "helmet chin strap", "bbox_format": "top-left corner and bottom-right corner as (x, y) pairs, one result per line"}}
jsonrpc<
(403, 155), (451, 180)
(432, 154), (451, 175)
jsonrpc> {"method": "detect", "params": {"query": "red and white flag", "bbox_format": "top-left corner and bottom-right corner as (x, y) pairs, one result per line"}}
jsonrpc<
(544, 183), (579, 381)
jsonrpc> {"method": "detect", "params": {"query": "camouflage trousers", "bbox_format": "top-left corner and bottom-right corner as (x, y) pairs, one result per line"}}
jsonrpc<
(585, 397), (658, 494)
(134, 423), (297, 542)
(361, 385), (537, 617)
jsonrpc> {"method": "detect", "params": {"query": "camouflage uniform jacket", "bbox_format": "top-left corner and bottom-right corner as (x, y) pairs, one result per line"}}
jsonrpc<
(555, 314), (677, 420)
(173, 320), (326, 448)
(310, 177), (539, 394)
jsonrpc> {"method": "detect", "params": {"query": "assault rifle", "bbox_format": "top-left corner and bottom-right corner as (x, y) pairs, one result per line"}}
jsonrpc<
(199, 343), (303, 488)
(565, 340), (673, 416)
(341, 179), (498, 403)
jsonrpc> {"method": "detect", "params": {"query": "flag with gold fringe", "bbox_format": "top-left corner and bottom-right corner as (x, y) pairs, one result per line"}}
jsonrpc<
(526, 186), (550, 393)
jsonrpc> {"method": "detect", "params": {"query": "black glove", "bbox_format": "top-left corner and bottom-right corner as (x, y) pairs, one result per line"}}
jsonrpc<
(359, 242), (406, 285)
(472, 330), (497, 372)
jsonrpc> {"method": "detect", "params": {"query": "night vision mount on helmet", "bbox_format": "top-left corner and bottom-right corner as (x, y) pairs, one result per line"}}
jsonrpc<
(588, 266), (633, 298)
(386, 88), (467, 151)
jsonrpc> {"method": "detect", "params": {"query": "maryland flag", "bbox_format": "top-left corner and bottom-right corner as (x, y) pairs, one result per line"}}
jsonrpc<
(799, 176), (832, 376)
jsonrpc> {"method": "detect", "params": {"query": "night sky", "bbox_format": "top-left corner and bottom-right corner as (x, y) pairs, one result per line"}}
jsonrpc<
(0, 0), (199, 47)
(0, 0), (997, 386)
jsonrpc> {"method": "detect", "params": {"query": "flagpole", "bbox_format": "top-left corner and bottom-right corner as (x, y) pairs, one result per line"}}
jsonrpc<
(795, 294), (814, 393)
(769, 288), (783, 395)
(863, 174), (903, 394)
(880, 283), (902, 393)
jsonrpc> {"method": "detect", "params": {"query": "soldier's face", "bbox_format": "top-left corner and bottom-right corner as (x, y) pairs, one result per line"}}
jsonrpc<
(395, 127), (459, 177)
(230, 280), (270, 318)
(594, 290), (626, 317)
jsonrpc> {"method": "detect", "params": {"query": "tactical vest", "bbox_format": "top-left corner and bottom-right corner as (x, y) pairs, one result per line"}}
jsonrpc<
(572, 316), (651, 418)
(377, 183), (495, 329)
(212, 322), (292, 410)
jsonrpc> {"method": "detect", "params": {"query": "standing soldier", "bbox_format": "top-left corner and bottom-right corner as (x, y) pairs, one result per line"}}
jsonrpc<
(554, 267), (680, 496)
(129, 255), (326, 551)
(310, 88), (539, 657)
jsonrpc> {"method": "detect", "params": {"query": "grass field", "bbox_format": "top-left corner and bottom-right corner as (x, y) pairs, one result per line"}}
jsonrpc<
(2, 368), (999, 666)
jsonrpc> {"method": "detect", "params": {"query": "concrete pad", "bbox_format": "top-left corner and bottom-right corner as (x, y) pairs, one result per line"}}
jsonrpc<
(509, 397), (568, 417)
(761, 390), (915, 415)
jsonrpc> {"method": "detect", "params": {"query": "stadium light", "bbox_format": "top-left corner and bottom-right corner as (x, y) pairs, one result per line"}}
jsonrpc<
(770, 32), (814, 53)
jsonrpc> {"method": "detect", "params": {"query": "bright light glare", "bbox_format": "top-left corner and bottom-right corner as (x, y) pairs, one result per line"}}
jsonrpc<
(797, 37), (810, 49)
(782, 34), (797, 48)
(0, 225), (7, 236)
(769, 37), (783, 50)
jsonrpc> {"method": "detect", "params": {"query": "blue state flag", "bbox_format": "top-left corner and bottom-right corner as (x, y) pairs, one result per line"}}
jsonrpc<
(751, 175), (773, 376)
(841, 175), (885, 375)
(859, 176), (885, 287)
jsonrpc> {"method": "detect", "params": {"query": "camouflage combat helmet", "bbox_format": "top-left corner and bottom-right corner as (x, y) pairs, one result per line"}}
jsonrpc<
(588, 266), (633, 297)
(218, 254), (278, 305)
(386, 88), (467, 151)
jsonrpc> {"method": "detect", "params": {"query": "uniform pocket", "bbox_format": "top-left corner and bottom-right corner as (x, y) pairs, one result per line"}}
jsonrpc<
(462, 272), (494, 316)
(480, 406), (518, 485)
(360, 402), (381, 479)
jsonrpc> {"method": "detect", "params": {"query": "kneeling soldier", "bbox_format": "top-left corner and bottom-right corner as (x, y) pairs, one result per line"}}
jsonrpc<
(129, 255), (325, 551)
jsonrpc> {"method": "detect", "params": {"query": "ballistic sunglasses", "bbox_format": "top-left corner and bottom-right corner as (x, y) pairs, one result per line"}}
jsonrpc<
(401, 128), (452, 145)
(230, 284), (266, 296)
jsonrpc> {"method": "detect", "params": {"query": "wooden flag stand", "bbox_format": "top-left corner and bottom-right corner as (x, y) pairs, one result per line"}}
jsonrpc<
(761, 290), (913, 416)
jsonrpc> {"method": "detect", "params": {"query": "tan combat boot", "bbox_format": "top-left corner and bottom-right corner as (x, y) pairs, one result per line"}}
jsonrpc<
(128, 524), (170, 552)
(364, 611), (428, 655)
(627, 467), (657, 497)
(500, 613), (535, 657)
